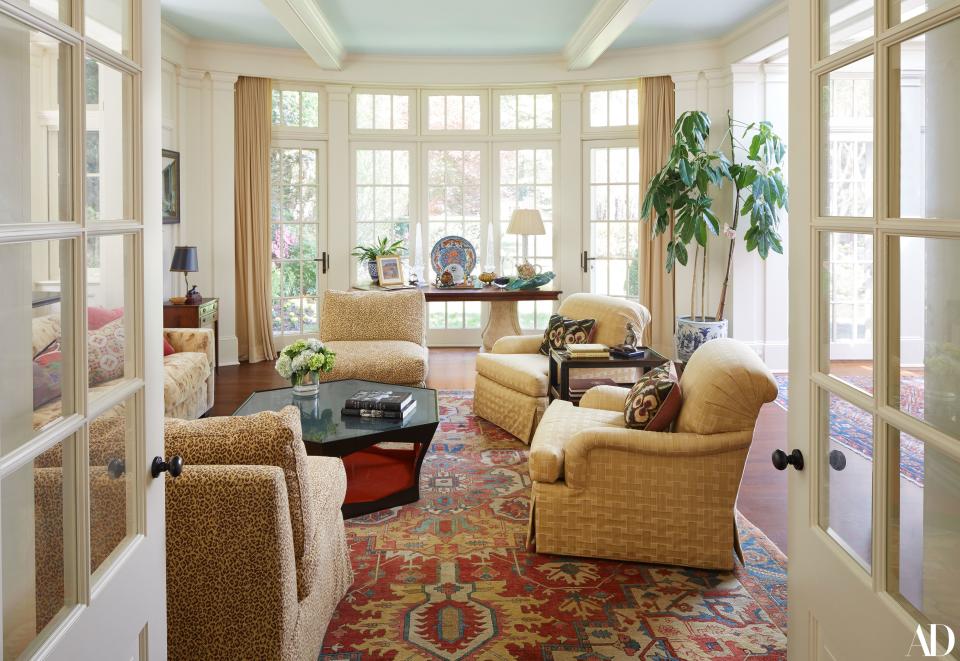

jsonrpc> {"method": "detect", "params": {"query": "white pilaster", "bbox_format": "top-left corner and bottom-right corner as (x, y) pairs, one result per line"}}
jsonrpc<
(557, 84), (584, 300)
(209, 72), (239, 366)
(325, 84), (351, 292)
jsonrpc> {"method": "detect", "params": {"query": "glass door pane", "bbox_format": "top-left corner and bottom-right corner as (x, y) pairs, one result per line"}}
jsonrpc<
(820, 57), (875, 218)
(887, 427), (960, 636)
(0, 238), (76, 445)
(820, 0), (874, 57)
(891, 235), (960, 438)
(85, 0), (133, 58)
(85, 58), (133, 222)
(0, 15), (73, 224)
(890, 17), (960, 219)
(586, 145), (640, 298)
(820, 231), (874, 391)
(271, 146), (324, 338)
(426, 148), (482, 331)
(3, 436), (76, 658)
(818, 388), (874, 571)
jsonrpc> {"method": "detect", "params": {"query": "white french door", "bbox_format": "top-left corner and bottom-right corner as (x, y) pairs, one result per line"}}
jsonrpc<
(270, 140), (328, 345)
(788, 0), (960, 658)
(0, 0), (166, 658)
(581, 140), (641, 298)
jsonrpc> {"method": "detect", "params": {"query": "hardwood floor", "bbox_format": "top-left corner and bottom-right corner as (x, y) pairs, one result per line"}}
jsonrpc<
(213, 347), (788, 552)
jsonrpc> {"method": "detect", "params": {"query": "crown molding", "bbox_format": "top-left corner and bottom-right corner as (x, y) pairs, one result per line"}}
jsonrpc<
(259, 0), (344, 70)
(564, 0), (656, 70)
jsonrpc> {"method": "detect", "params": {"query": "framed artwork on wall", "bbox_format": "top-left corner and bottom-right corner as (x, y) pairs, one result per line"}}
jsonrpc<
(162, 149), (180, 224)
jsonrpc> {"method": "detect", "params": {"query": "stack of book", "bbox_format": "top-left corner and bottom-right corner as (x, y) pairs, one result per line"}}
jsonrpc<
(341, 390), (417, 419)
(564, 343), (610, 359)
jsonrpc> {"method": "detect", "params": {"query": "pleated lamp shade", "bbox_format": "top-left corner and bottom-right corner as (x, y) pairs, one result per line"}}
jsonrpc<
(506, 209), (545, 236)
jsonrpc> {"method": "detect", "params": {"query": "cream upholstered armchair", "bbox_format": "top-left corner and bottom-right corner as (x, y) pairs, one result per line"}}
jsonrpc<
(527, 338), (777, 570)
(319, 289), (428, 386)
(474, 293), (650, 443)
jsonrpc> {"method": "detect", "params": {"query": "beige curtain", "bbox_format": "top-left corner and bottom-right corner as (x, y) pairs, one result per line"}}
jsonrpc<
(638, 76), (676, 356)
(234, 76), (276, 363)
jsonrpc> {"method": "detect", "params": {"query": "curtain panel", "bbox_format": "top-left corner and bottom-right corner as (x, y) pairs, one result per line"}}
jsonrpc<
(638, 76), (677, 356)
(234, 76), (276, 363)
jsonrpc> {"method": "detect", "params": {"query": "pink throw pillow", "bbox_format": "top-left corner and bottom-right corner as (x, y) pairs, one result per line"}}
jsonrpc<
(88, 307), (124, 330)
(163, 337), (176, 356)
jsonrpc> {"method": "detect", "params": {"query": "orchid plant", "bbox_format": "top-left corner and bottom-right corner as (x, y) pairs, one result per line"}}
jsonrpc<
(641, 110), (788, 321)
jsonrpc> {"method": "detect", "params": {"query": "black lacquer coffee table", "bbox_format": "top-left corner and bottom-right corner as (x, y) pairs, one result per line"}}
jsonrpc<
(234, 379), (439, 518)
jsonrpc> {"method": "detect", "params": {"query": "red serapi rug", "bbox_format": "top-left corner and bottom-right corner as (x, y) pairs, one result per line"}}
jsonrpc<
(321, 392), (787, 660)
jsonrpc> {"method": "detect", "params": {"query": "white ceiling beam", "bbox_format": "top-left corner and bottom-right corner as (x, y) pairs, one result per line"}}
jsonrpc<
(564, 0), (656, 71)
(259, 0), (344, 70)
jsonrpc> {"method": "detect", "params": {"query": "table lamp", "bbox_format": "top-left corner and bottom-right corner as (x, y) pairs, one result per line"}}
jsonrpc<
(506, 209), (545, 279)
(170, 246), (201, 305)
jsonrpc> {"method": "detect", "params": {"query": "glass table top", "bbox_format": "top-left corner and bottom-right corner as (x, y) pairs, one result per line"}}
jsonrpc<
(233, 379), (440, 445)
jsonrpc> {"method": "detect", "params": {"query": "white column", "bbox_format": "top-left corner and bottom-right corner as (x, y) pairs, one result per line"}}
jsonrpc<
(729, 63), (766, 355)
(557, 84), (583, 299)
(761, 62), (789, 369)
(177, 68), (210, 299)
(325, 84), (351, 292)
(209, 72), (239, 366)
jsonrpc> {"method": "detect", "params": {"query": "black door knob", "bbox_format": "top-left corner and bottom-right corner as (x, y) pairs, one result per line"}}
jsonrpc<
(151, 455), (184, 479)
(771, 448), (804, 471)
(107, 458), (125, 479)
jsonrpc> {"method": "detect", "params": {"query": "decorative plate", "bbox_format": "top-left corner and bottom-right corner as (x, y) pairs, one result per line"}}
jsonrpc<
(431, 236), (476, 277)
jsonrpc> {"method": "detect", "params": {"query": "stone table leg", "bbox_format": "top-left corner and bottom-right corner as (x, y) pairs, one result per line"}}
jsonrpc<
(481, 300), (522, 351)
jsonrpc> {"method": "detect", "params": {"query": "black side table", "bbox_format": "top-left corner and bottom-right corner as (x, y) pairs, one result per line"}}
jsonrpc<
(548, 347), (669, 405)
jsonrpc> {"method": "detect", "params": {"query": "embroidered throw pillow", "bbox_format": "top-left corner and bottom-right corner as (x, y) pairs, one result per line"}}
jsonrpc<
(88, 317), (125, 385)
(539, 314), (597, 355)
(624, 362), (682, 431)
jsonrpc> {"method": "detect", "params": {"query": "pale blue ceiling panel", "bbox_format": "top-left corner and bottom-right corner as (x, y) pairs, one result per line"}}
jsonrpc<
(613, 0), (780, 48)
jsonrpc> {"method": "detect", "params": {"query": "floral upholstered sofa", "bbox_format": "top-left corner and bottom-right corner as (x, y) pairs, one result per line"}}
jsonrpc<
(31, 313), (215, 428)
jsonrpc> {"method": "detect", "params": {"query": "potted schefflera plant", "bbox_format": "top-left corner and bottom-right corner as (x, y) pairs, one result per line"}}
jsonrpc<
(352, 236), (406, 284)
(641, 110), (788, 360)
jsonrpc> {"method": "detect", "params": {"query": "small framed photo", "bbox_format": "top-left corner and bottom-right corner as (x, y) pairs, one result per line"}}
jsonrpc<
(376, 256), (404, 286)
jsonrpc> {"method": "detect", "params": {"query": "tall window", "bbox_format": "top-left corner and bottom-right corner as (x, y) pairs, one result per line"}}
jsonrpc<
(271, 146), (322, 335)
(822, 68), (874, 217)
(498, 147), (554, 329)
(586, 144), (641, 298)
(354, 147), (412, 280)
(426, 148), (483, 330)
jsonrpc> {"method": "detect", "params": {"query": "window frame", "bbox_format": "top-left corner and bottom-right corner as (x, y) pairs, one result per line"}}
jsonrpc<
(349, 88), (417, 135)
(420, 89), (489, 135)
(491, 89), (559, 136)
(271, 82), (328, 137)
(581, 82), (641, 135)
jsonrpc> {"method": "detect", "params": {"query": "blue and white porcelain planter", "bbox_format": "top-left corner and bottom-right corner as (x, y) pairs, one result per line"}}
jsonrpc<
(367, 260), (380, 283)
(676, 316), (728, 362)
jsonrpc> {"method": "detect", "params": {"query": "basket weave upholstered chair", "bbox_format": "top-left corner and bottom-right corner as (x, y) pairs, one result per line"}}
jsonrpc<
(319, 289), (428, 387)
(474, 293), (650, 443)
(33, 407), (353, 661)
(527, 338), (777, 570)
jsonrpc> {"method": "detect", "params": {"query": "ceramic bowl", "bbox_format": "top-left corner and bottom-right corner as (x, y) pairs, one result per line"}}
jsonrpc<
(170, 296), (187, 305)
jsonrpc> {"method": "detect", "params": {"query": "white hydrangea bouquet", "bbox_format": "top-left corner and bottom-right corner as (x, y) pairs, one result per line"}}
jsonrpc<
(275, 339), (335, 395)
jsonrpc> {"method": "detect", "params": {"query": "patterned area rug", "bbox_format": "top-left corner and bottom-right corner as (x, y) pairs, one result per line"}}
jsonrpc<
(774, 375), (926, 485)
(321, 392), (787, 660)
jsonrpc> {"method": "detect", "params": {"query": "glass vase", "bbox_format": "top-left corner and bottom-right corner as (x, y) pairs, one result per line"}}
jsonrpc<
(291, 370), (320, 396)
